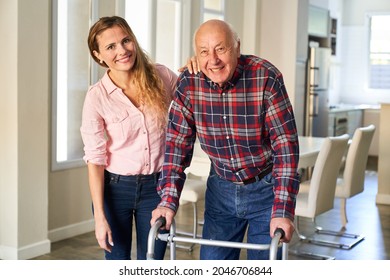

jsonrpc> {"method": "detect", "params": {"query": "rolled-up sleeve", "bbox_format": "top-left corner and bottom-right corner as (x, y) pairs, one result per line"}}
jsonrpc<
(80, 87), (107, 166)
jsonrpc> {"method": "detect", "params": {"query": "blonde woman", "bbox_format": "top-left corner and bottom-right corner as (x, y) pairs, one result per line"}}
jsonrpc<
(81, 16), (177, 260)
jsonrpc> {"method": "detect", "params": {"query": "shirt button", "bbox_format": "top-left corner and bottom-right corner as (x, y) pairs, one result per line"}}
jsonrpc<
(145, 147), (148, 150)
(223, 116), (226, 119)
(231, 158), (234, 161)
(226, 136), (229, 139)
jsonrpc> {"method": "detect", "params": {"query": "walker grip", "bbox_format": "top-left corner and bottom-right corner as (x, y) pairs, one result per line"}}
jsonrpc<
(156, 216), (167, 227)
(274, 228), (285, 239)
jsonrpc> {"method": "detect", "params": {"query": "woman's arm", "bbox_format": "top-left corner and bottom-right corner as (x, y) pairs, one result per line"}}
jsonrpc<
(87, 163), (114, 252)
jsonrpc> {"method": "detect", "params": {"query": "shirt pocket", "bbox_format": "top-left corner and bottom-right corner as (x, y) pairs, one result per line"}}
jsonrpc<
(110, 111), (129, 123)
(106, 110), (143, 140)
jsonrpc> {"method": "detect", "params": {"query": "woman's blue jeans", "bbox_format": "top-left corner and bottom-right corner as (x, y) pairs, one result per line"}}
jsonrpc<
(200, 167), (281, 260)
(99, 170), (167, 260)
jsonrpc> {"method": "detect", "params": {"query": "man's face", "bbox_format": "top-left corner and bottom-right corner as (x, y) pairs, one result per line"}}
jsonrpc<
(195, 24), (240, 87)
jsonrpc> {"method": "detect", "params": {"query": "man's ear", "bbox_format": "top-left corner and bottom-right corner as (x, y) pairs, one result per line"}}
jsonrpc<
(237, 40), (241, 57)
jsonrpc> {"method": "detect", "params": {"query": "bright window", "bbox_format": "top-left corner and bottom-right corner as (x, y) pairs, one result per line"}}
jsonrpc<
(125, 0), (191, 72)
(369, 15), (390, 89)
(201, 0), (225, 22)
(52, 0), (91, 170)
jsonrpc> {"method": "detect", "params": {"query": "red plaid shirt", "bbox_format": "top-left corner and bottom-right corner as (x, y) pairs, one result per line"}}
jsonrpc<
(158, 55), (300, 220)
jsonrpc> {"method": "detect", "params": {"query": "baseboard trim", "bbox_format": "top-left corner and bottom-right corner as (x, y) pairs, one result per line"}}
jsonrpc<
(0, 239), (51, 260)
(48, 219), (95, 242)
(376, 194), (390, 205)
(0, 220), (94, 260)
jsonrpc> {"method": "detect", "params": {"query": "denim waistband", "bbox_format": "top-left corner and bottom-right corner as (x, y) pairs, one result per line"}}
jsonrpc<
(104, 170), (161, 183)
(235, 164), (273, 185)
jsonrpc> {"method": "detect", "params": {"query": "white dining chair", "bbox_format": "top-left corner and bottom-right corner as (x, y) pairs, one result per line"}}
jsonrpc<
(291, 134), (349, 259)
(315, 124), (375, 249)
(175, 141), (210, 251)
(176, 177), (206, 251)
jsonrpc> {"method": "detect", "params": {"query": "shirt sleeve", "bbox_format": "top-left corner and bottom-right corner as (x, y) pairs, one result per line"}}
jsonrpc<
(155, 63), (178, 98)
(264, 70), (300, 221)
(157, 73), (196, 212)
(80, 85), (108, 166)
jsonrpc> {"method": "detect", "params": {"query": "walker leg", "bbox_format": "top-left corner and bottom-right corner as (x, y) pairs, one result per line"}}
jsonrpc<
(282, 243), (289, 260)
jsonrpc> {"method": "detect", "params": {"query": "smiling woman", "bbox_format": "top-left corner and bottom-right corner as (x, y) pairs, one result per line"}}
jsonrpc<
(80, 16), (178, 260)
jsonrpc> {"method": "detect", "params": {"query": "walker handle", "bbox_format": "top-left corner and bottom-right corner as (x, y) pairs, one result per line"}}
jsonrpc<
(156, 216), (167, 227)
(273, 228), (285, 239)
(269, 228), (285, 260)
(146, 216), (167, 260)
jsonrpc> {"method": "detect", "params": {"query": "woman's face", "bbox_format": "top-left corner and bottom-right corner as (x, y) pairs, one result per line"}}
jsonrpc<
(93, 25), (136, 73)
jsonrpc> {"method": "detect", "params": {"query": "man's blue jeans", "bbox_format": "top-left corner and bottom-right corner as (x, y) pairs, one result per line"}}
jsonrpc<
(100, 170), (167, 260)
(200, 167), (281, 260)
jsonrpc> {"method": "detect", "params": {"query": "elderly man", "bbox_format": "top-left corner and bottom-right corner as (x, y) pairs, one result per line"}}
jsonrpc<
(151, 19), (300, 260)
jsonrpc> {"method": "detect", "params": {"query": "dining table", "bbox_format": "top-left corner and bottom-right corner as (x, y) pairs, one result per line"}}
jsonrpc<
(297, 136), (326, 169)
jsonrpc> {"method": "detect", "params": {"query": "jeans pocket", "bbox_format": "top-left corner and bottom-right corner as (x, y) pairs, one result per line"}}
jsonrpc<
(261, 172), (274, 185)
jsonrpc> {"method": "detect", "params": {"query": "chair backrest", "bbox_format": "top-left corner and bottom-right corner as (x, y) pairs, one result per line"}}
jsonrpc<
(308, 134), (350, 216)
(339, 124), (376, 198)
(186, 139), (211, 180)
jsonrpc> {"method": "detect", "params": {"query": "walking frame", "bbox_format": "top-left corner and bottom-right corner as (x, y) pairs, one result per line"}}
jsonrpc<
(147, 217), (288, 260)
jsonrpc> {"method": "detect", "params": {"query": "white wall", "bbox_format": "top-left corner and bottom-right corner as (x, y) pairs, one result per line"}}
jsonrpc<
(0, 0), (19, 258)
(0, 0), (51, 259)
(258, 0), (309, 135)
(239, 0), (262, 55)
(0, 0), (94, 260)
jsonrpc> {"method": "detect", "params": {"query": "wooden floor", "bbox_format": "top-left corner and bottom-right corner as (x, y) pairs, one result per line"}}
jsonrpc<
(32, 157), (390, 260)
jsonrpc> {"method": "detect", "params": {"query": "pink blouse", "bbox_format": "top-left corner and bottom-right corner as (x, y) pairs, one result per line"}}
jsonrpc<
(80, 64), (178, 175)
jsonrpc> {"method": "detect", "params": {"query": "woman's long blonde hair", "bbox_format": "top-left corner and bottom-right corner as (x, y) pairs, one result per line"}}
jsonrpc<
(88, 16), (171, 128)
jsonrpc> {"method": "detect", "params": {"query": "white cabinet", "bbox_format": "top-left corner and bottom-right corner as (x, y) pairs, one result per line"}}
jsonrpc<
(328, 110), (348, 136)
(328, 109), (363, 137)
(328, 113), (335, 136)
(347, 110), (363, 136)
(308, 5), (329, 38)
